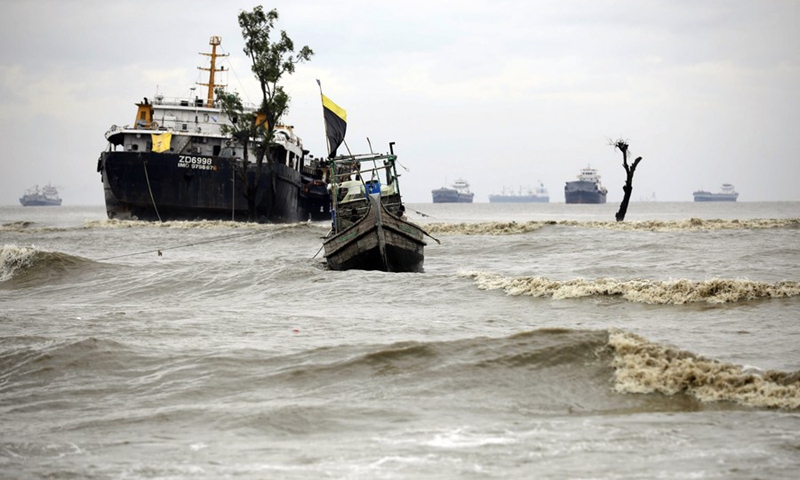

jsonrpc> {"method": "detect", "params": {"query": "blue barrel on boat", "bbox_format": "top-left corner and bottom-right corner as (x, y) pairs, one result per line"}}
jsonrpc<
(366, 180), (381, 194)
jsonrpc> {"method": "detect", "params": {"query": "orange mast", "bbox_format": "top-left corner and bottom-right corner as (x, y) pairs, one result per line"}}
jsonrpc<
(197, 36), (228, 107)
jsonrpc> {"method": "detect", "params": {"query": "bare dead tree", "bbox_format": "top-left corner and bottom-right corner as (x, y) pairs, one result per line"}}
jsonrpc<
(611, 139), (642, 222)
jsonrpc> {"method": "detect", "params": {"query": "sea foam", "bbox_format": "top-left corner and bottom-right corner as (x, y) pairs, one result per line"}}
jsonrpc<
(608, 329), (800, 410)
(461, 272), (800, 304)
(425, 218), (800, 235)
(0, 245), (41, 282)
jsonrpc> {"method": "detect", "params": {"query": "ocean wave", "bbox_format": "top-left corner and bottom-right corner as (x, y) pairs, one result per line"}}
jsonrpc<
(248, 329), (800, 411)
(1, 221), (35, 230)
(424, 218), (800, 235)
(608, 329), (800, 410)
(4, 328), (796, 415)
(1, 245), (44, 282)
(0, 222), (73, 234)
(461, 272), (800, 304)
(0, 337), (135, 402)
(82, 218), (325, 231)
(0, 245), (93, 284)
(425, 221), (550, 235)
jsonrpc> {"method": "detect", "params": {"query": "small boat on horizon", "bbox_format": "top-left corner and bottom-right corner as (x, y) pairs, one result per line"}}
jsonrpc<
(19, 184), (62, 206)
(489, 183), (549, 203)
(693, 184), (739, 202)
(432, 178), (474, 203)
(565, 166), (607, 204)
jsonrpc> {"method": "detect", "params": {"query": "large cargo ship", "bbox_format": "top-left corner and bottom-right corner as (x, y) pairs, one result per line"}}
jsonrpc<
(489, 183), (549, 203)
(431, 178), (474, 203)
(96, 36), (329, 222)
(19, 184), (62, 206)
(693, 184), (739, 202)
(564, 166), (607, 204)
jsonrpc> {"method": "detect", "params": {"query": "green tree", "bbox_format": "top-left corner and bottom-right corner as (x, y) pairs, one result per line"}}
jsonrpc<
(217, 6), (313, 221)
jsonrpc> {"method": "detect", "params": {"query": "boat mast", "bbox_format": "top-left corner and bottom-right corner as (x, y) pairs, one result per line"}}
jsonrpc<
(198, 36), (228, 107)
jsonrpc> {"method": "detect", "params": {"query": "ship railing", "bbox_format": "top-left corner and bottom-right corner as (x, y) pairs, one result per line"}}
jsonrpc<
(152, 95), (258, 111)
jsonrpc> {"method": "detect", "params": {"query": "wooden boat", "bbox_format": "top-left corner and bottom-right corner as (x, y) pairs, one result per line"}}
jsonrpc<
(323, 146), (427, 272)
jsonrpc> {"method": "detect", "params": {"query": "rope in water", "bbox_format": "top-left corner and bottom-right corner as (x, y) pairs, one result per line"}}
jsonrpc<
(95, 230), (265, 261)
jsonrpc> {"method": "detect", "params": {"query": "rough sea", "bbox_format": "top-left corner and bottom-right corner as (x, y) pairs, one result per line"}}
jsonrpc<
(1, 201), (799, 479)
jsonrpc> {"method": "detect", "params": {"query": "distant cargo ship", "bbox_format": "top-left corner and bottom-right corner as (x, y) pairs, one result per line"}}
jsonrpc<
(432, 178), (474, 203)
(693, 184), (739, 202)
(19, 184), (62, 206)
(565, 166), (607, 204)
(489, 183), (549, 203)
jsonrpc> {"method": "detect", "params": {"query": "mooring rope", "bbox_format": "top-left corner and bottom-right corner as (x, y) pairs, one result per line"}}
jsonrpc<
(409, 208), (433, 218)
(142, 157), (162, 222)
(95, 230), (265, 261)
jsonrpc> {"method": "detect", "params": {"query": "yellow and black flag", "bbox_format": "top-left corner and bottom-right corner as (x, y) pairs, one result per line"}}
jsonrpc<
(318, 80), (347, 158)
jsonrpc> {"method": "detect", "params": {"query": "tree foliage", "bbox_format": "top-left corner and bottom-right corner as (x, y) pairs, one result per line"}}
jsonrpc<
(217, 6), (314, 221)
(239, 6), (314, 140)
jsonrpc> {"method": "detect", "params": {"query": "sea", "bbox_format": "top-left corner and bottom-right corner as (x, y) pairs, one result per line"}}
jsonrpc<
(1, 201), (799, 479)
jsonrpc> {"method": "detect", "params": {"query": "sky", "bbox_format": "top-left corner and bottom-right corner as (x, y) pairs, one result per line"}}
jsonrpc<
(2, 0), (799, 205)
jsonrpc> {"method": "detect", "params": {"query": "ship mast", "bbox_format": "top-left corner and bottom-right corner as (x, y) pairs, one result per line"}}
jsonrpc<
(197, 36), (228, 107)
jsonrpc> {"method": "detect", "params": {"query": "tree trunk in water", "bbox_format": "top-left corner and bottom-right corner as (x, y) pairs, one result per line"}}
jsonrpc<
(613, 140), (642, 222)
(616, 184), (633, 222)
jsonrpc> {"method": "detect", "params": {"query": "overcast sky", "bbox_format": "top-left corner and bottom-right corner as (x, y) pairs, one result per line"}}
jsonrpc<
(2, 0), (799, 205)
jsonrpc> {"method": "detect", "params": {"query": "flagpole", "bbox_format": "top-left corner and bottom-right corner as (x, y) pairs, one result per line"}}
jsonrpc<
(316, 79), (330, 159)
(317, 79), (339, 232)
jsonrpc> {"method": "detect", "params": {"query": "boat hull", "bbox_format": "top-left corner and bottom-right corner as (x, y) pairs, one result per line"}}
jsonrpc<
(99, 151), (306, 222)
(489, 195), (549, 203)
(431, 188), (474, 203)
(693, 193), (738, 202)
(324, 196), (425, 272)
(565, 181), (607, 204)
(19, 198), (62, 206)
(300, 178), (332, 221)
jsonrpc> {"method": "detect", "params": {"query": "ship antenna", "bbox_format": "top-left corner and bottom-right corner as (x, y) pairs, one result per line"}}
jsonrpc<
(198, 36), (228, 107)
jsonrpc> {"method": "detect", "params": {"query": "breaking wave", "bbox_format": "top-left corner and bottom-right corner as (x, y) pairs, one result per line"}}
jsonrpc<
(425, 221), (549, 235)
(425, 218), (800, 235)
(0, 245), (93, 284)
(0, 221), (73, 234)
(3, 328), (796, 419)
(461, 272), (800, 304)
(608, 329), (800, 410)
(81, 218), (325, 231)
